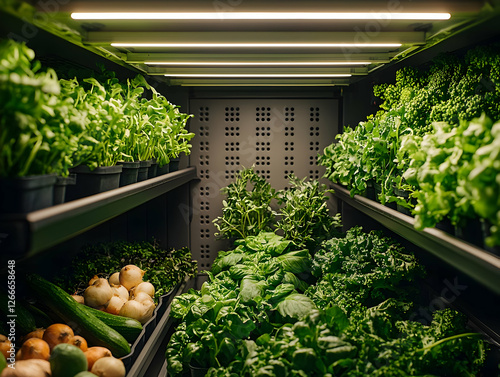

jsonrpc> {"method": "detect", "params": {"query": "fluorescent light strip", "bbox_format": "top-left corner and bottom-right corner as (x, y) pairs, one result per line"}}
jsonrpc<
(164, 74), (352, 78)
(113, 43), (401, 48)
(146, 61), (371, 66)
(72, 12), (451, 20)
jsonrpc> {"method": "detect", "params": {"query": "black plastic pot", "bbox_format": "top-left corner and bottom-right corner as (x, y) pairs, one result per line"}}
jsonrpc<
(435, 218), (454, 235)
(393, 187), (414, 217)
(137, 160), (152, 182)
(156, 163), (170, 176)
(481, 219), (500, 255)
(454, 218), (484, 249)
(0, 174), (57, 214)
(365, 179), (376, 201)
(53, 174), (77, 205)
(374, 182), (397, 209)
(66, 165), (122, 201)
(189, 363), (210, 377)
(148, 160), (158, 179)
(118, 161), (140, 187)
(169, 158), (180, 172)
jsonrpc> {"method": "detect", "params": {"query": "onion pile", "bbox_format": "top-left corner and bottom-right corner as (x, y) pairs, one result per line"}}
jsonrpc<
(77, 264), (156, 324)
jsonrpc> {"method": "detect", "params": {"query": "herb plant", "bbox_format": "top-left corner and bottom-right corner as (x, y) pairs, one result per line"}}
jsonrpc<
(213, 167), (277, 240)
(277, 175), (341, 251)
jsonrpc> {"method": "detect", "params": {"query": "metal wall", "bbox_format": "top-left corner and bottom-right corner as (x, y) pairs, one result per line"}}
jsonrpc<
(189, 98), (339, 270)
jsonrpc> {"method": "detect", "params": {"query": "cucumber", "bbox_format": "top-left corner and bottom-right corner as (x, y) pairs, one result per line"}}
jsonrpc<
(80, 305), (143, 343)
(25, 274), (131, 358)
(26, 303), (54, 328)
(0, 289), (36, 335)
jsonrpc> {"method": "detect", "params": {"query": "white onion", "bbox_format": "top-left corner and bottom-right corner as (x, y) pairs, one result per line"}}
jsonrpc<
(111, 284), (129, 301)
(105, 296), (126, 315)
(72, 295), (85, 304)
(119, 265), (145, 290)
(134, 281), (155, 298)
(88, 275), (100, 286)
(108, 272), (120, 286)
(84, 278), (113, 308)
(140, 301), (156, 324)
(133, 291), (154, 304)
(118, 300), (147, 322)
(91, 356), (126, 377)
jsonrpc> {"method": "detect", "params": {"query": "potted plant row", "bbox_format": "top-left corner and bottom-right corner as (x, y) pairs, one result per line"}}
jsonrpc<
(0, 39), (194, 213)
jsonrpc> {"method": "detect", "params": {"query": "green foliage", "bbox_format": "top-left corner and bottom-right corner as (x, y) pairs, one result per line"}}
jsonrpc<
(307, 227), (424, 314)
(277, 175), (341, 250)
(0, 39), (84, 177)
(54, 241), (197, 301)
(213, 167), (277, 240)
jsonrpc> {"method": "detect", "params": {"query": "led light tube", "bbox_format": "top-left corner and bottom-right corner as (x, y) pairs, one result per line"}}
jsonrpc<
(72, 12), (451, 20)
(163, 74), (352, 78)
(113, 43), (401, 48)
(146, 61), (371, 66)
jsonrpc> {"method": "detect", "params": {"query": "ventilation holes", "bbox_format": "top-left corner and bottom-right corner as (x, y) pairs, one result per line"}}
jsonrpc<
(199, 126), (210, 137)
(256, 126), (271, 137)
(284, 170), (295, 180)
(200, 244), (211, 259)
(200, 214), (210, 225)
(284, 156), (295, 166)
(199, 154), (210, 166)
(225, 170), (238, 180)
(255, 169), (271, 180)
(225, 141), (240, 152)
(256, 107), (271, 122)
(309, 107), (320, 122)
(199, 141), (210, 152)
(199, 106), (209, 122)
(284, 107), (295, 122)
(200, 228), (210, 239)
(309, 126), (320, 137)
(310, 169), (320, 180)
(256, 156), (271, 166)
(224, 126), (240, 137)
(284, 141), (295, 152)
(284, 126), (295, 137)
(225, 155), (240, 166)
(200, 200), (209, 211)
(225, 107), (240, 122)
(200, 262), (211, 268)
(199, 186), (210, 197)
(199, 169), (210, 179)
(309, 141), (320, 152)
(256, 141), (271, 152)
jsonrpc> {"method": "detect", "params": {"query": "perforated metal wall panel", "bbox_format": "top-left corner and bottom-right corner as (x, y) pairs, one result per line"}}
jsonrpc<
(189, 99), (339, 270)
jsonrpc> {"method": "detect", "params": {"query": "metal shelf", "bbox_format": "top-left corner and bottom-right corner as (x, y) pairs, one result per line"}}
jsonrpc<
(331, 183), (500, 295)
(128, 275), (195, 377)
(0, 167), (198, 262)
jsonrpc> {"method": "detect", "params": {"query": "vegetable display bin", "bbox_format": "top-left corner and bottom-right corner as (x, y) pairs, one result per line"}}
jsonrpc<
(393, 187), (414, 217)
(189, 364), (210, 377)
(148, 160), (158, 179)
(137, 160), (152, 182)
(156, 163), (170, 176)
(0, 174), (57, 214)
(169, 158), (180, 172)
(118, 161), (140, 187)
(66, 165), (122, 201)
(53, 174), (77, 205)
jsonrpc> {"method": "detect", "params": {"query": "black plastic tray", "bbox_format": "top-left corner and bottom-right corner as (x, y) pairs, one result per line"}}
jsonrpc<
(122, 282), (180, 371)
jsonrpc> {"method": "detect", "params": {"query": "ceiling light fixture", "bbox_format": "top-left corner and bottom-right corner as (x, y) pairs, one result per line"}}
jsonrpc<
(146, 61), (370, 66)
(113, 43), (401, 48)
(72, 12), (451, 20)
(163, 73), (352, 78)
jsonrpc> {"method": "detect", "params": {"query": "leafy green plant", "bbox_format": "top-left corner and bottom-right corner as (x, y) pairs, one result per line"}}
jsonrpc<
(0, 39), (83, 177)
(213, 167), (277, 240)
(277, 175), (341, 251)
(54, 241), (197, 301)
